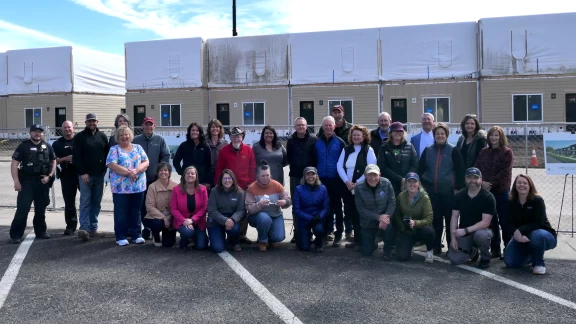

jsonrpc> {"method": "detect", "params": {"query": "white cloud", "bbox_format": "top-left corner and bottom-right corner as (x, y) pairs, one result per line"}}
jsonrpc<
(0, 19), (74, 52)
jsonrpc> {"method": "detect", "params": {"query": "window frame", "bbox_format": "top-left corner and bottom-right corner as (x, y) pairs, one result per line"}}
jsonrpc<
(24, 108), (43, 128)
(422, 97), (451, 123)
(159, 104), (182, 127)
(327, 99), (354, 123)
(242, 102), (266, 126)
(511, 94), (544, 123)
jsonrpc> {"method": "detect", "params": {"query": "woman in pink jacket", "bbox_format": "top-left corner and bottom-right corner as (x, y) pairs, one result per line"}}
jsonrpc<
(171, 166), (208, 250)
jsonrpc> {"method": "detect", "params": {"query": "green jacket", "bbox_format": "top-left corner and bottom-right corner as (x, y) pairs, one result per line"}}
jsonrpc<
(392, 190), (433, 233)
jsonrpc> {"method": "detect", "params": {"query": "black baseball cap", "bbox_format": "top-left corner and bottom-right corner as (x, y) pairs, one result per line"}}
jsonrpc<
(465, 167), (482, 178)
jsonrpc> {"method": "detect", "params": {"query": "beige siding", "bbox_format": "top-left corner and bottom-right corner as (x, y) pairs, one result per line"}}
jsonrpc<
(480, 76), (576, 123)
(291, 84), (379, 126)
(382, 81), (478, 124)
(0, 97), (7, 128)
(6, 94), (73, 128)
(209, 88), (289, 125)
(125, 89), (206, 126)
(73, 94), (125, 127)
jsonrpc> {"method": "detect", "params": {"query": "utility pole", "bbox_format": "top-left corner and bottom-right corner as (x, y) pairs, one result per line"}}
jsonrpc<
(232, 0), (238, 36)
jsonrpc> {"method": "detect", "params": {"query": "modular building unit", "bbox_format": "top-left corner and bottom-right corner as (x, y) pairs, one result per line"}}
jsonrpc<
(479, 12), (576, 123)
(125, 37), (207, 126)
(0, 97), (7, 129)
(379, 22), (479, 123)
(0, 52), (6, 128)
(5, 46), (125, 127)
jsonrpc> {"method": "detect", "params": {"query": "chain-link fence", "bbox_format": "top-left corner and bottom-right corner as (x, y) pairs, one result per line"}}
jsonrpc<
(1, 123), (575, 233)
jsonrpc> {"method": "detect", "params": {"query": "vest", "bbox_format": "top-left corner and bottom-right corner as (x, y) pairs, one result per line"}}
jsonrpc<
(343, 144), (369, 183)
(19, 140), (51, 179)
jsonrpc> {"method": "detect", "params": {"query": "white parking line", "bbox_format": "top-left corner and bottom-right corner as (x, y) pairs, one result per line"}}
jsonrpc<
(0, 233), (35, 309)
(218, 251), (304, 324)
(414, 251), (576, 311)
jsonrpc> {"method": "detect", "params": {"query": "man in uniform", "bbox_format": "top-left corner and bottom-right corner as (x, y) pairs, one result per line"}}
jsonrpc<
(9, 124), (57, 244)
(52, 121), (79, 235)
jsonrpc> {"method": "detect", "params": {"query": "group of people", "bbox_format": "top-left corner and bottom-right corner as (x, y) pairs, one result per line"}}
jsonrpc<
(8, 104), (558, 275)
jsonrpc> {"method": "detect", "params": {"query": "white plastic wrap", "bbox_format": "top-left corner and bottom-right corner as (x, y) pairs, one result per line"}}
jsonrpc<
(480, 12), (576, 76)
(380, 22), (478, 81)
(6, 46), (125, 95)
(125, 38), (203, 90)
(0, 53), (6, 95)
(208, 34), (289, 87)
(289, 28), (379, 84)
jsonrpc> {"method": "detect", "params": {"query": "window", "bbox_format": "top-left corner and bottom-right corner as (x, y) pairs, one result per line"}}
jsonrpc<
(423, 97), (450, 123)
(243, 102), (265, 125)
(328, 100), (353, 123)
(25, 108), (42, 127)
(160, 104), (181, 126)
(513, 94), (543, 122)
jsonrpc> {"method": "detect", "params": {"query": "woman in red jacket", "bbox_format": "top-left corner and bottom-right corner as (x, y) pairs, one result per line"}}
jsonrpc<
(171, 166), (208, 250)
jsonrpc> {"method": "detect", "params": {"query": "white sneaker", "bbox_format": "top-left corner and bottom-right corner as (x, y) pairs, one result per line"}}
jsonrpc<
(425, 250), (434, 263)
(134, 237), (145, 244)
(116, 239), (129, 246)
(533, 266), (546, 275)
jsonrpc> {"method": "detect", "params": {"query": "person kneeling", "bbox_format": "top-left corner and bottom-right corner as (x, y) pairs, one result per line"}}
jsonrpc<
(392, 172), (435, 263)
(207, 169), (245, 253)
(143, 162), (177, 247)
(246, 160), (292, 252)
(447, 168), (496, 269)
(354, 164), (396, 260)
(293, 167), (329, 252)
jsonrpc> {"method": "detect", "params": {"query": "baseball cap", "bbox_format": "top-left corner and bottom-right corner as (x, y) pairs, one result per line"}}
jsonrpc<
(303, 166), (318, 175)
(405, 172), (420, 182)
(143, 117), (155, 125)
(332, 105), (344, 112)
(30, 124), (44, 132)
(465, 167), (482, 178)
(85, 113), (98, 121)
(364, 164), (380, 175)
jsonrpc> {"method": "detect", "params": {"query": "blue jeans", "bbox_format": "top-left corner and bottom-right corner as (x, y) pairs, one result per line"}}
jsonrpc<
(178, 225), (208, 249)
(112, 192), (144, 241)
(78, 175), (104, 232)
(360, 225), (395, 257)
(296, 222), (324, 251)
(142, 218), (176, 247)
(503, 229), (557, 268)
(207, 223), (241, 253)
(248, 212), (286, 243)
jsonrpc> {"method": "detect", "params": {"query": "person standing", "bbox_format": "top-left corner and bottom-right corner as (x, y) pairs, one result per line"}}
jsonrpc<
(317, 104), (352, 145)
(9, 124), (56, 244)
(286, 117), (317, 243)
(456, 114), (487, 169)
(214, 126), (256, 244)
(73, 113), (110, 241)
(206, 119), (229, 178)
(252, 126), (288, 186)
(52, 121), (79, 235)
(173, 122), (213, 188)
(133, 116), (170, 240)
(369, 112), (392, 156)
(410, 113), (435, 159)
(109, 114), (132, 147)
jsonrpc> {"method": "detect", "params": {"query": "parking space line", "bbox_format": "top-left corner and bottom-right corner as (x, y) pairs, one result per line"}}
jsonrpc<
(218, 251), (304, 324)
(0, 233), (35, 309)
(414, 251), (576, 311)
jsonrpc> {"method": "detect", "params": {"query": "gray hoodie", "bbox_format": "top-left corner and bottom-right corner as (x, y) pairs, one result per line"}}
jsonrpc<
(133, 133), (170, 183)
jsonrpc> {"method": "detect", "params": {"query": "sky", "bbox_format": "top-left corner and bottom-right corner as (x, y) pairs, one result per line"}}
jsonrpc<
(1, 0), (575, 56)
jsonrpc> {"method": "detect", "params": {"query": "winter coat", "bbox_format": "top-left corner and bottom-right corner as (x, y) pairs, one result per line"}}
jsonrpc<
(392, 190), (433, 233)
(292, 183), (329, 226)
(377, 140), (418, 195)
(456, 130), (487, 169)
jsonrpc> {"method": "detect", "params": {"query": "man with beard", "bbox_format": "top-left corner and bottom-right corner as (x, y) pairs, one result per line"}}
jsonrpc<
(214, 126), (256, 244)
(410, 113), (435, 159)
(447, 167), (496, 269)
(73, 113), (110, 241)
(369, 112), (391, 156)
(52, 121), (79, 235)
(317, 104), (352, 145)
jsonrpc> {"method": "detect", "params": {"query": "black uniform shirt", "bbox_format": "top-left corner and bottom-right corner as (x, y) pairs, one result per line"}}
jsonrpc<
(52, 137), (77, 175)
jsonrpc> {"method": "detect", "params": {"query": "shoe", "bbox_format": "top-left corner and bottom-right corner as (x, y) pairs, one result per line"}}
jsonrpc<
(233, 244), (242, 252)
(239, 237), (253, 244)
(152, 235), (162, 247)
(470, 248), (479, 262)
(133, 237), (145, 244)
(77, 230), (90, 241)
(345, 242), (357, 248)
(478, 259), (491, 269)
(258, 242), (267, 252)
(63, 229), (75, 235)
(332, 238), (341, 248)
(383, 249), (392, 261)
(425, 251), (434, 263)
(433, 248), (442, 255)
(142, 228), (151, 240)
(345, 232), (354, 242)
(37, 233), (51, 239)
(10, 238), (22, 244)
(88, 231), (106, 238)
(327, 233), (334, 241)
(116, 239), (129, 246)
(290, 237), (296, 244)
(533, 266), (546, 275)
(314, 246), (323, 253)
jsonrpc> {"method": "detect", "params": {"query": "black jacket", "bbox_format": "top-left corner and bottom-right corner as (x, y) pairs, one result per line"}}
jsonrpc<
(508, 196), (557, 238)
(73, 127), (110, 176)
(369, 128), (389, 156)
(286, 132), (317, 178)
(377, 140), (418, 195)
(173, 140), (213, 185)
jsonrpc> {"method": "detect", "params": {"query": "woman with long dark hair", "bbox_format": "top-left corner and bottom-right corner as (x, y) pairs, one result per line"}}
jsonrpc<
(252, 126), (288, 186)
(456, 114), (487, 169)
(173, 122), (213, 189)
